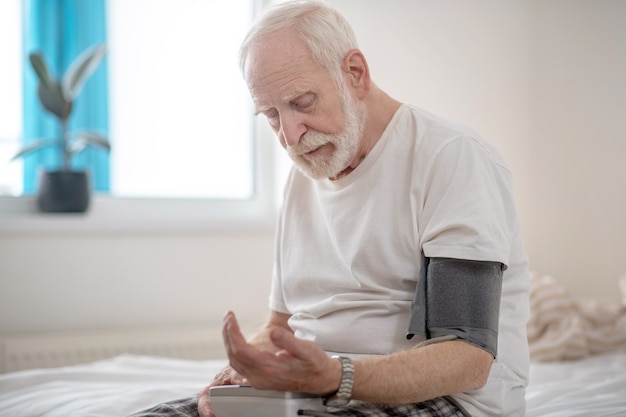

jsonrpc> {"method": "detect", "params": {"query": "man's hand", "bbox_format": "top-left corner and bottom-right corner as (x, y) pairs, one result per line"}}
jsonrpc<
(197, 311), (341, 417)
(197, 364), (246, 417)
(222, 310), (341, 394)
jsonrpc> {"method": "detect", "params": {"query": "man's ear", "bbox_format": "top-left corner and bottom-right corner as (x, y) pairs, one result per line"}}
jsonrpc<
(342, 49), (370, 98)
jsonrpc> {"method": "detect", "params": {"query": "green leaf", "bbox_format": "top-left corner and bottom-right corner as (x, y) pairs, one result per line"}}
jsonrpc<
(10, 138), (58, 160)
(62, 44), (107, 100)
(29, 52), (56, 91)
(67, 131), (111, 156)
(38, 81), (72, 120)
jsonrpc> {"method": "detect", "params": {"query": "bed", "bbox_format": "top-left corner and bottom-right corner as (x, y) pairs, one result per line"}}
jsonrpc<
(1, 350), (626, 417)
(1, 273), (625, 417)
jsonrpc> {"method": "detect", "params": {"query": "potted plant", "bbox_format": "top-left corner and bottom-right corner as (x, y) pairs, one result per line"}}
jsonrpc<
(12, 43), (109, 213)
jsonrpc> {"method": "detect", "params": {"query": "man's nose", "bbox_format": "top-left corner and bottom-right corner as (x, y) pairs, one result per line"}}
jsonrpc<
(280, 111), (307, 148)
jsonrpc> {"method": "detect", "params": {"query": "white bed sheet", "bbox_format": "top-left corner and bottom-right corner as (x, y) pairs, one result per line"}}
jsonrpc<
(0, 355), (225, 417)
(526, 350), (626, 417)
(1, 351), (625, 417)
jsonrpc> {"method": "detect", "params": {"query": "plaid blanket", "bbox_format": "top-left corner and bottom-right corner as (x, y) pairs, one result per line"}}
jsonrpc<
(128, 396), (466, 417)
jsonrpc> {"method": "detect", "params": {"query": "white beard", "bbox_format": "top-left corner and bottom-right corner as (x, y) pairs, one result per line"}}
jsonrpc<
(287, 81), (365, 180)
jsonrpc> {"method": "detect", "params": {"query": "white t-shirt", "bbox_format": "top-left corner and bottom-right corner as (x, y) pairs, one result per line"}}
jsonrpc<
(270, 104), (530, 417)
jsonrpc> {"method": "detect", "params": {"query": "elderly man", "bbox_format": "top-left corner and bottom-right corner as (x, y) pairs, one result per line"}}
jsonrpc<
(132, 1), (530, 416)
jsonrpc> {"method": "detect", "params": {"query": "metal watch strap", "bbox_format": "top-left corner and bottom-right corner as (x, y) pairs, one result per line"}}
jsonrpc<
(323, 355), (354, 406)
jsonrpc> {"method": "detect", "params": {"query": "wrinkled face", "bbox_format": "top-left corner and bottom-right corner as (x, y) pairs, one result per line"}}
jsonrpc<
(245, 33), (365, 180)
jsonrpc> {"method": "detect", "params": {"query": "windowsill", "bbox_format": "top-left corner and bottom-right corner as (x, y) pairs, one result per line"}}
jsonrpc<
(0, 194), (277, 234)
(0, 120), (284, 235)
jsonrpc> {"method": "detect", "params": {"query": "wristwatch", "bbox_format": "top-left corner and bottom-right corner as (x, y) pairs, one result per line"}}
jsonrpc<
(323, 355), (354, 407)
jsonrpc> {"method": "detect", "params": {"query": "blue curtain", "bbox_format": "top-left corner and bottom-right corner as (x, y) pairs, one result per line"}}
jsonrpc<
(22, 0), (109, 193)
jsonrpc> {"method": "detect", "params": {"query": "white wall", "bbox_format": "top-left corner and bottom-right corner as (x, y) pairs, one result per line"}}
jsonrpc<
(330, 0), (626, 301)
(526, 1), (626, 301)
(1, 0), (625, 337)
(0, 232), (275, 334)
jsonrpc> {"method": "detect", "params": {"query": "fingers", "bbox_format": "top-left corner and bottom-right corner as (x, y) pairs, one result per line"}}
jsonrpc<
(221, 311), (336, 393)
(214, 365), (247, 386)
(222, 311), (283, 386)
(223, 311), (276, 375)
(269, 326), (308, 358)
(222, 311), (247, 356)
(269, 325), (329, 365)
(223, 311), (300, 361)
(222, 312), (253, 375)
(197, 364), (247, 417)
(197, 386), (214, 417)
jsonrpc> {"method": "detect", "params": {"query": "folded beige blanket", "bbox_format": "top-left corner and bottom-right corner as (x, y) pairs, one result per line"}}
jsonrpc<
(527, 272), (626, 361)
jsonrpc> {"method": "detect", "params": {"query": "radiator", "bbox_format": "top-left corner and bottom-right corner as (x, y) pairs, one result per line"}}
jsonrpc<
(0, 323), (227, 373)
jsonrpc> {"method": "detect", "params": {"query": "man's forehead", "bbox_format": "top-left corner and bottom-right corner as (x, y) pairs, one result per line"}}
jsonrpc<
(246, 56), (323, 112)
(245, 30), (307, 66)
(244, 31), (335, 111)
(244, 29), (321, 80)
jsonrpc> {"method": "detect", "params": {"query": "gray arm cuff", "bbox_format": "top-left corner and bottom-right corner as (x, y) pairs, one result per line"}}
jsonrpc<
(407, 256), (503, 357)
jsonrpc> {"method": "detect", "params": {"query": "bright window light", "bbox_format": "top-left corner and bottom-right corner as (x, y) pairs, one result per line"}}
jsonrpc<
(106, 0), (255, 199)
(0, 0), (291, 232)
(0, 0), (23, 197)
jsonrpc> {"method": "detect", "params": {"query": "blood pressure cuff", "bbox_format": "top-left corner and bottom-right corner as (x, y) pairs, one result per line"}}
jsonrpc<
(406, 256), (504, 358)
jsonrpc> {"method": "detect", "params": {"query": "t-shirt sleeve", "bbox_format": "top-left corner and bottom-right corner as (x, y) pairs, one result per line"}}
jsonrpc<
(419, 134), (518, 267)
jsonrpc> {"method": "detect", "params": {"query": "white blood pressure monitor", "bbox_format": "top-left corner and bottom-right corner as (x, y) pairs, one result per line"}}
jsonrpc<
(209, 385), (326, 417)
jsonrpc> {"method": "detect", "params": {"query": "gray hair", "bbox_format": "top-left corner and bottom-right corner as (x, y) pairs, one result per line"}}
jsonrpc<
(239, 0), (359, 80)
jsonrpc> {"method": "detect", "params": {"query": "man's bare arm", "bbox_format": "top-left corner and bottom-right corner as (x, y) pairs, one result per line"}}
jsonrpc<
(221, 312), (493, 405)
(352, 340), (492, 404)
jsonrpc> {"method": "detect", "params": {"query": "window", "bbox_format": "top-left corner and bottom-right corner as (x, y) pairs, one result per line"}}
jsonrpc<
(107, 0), (256, 199)
(0, 0), (286, 232)
(0, 0), (23, 197)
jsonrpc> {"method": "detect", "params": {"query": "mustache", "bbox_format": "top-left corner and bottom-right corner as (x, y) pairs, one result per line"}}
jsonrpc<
(287, 130), (333, 157)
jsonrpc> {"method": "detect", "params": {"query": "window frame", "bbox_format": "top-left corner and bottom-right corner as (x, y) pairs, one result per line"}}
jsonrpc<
(0, 0), (282, 234)
(0, 119), (278, 233)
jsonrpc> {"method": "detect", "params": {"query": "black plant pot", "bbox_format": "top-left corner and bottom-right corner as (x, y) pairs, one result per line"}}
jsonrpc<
(38, 171), (90, 213)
